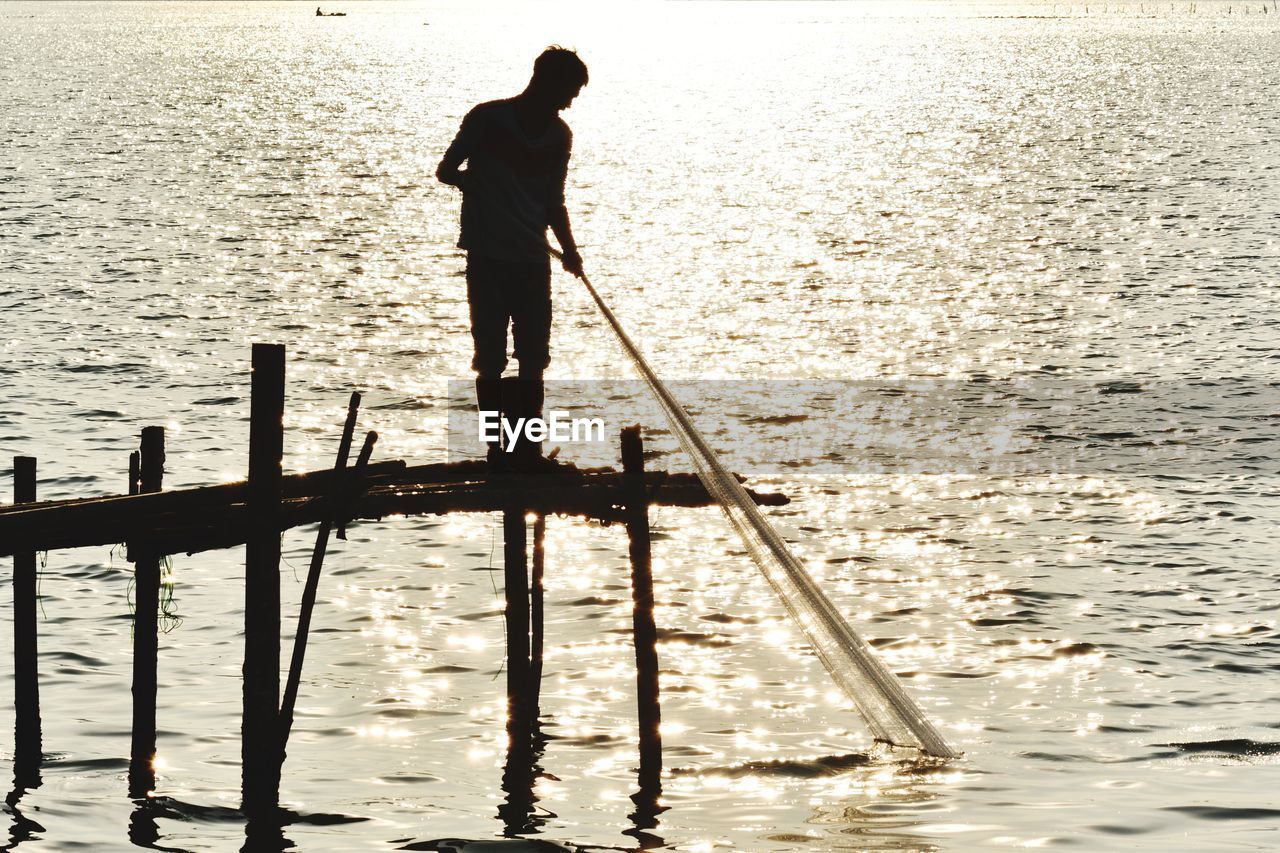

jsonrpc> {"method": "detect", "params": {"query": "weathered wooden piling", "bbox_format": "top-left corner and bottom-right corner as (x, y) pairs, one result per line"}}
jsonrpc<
(12, 455), (41, 770)
(243, 343), (285, 815)
(621, 426), (662, 781)
(530, 514), (546, 696)
(128, 427), (165, 798)
(500, 507), (545, 837)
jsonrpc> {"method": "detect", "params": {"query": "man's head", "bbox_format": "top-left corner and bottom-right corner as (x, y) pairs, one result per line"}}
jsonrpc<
(529, 46), (588, 111)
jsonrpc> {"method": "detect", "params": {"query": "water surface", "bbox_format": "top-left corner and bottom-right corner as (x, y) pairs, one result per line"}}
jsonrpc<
(2, 1), (1278, 849)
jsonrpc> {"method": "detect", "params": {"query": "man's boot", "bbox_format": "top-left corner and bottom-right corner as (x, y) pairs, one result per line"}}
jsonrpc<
(502, 376), (548, 471)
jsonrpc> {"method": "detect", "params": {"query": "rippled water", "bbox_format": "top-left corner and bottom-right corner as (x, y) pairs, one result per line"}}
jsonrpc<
(2, 1), (1279, 850)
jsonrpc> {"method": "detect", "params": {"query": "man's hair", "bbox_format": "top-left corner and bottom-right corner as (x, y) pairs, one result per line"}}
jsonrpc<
(532, 46), (588, 89)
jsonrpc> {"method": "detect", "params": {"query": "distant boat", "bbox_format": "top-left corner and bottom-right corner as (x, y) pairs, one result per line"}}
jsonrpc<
(315, 7), (347, 15)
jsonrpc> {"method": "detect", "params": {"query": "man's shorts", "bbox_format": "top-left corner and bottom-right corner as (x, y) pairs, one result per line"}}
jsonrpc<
(465, 253), (552, 378)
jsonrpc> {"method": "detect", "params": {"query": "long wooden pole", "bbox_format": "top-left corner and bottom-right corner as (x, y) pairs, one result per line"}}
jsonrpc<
(128, 427), (165, 798)
(279, 395), (362, 765)
(243, 343), (285, 817)
(335, 430), (377, 542)
(12, 456), (41, 770)
(621, 426), (662, 781)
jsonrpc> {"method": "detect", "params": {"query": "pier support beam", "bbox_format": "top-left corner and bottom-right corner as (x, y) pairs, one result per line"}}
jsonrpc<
(503, 504), (531, 732)
(129, 427), (165, 798)
(12, 456), (41, 773)
(530, 514), (546, 702)
(243, 343), (285, 817)
(500, 509), (543, 836)
(621, 426), (662, 783)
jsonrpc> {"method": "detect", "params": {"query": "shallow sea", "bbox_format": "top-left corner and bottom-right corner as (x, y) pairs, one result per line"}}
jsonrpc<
(2, 1), (1279, 850)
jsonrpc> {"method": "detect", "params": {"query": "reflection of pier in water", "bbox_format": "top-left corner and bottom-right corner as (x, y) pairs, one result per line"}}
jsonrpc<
(2, 343), (786, 848)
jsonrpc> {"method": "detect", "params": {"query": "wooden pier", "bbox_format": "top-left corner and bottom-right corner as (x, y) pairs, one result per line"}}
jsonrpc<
(3, 343), (786, 831)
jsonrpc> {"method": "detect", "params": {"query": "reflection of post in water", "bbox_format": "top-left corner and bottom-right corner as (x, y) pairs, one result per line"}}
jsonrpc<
(3, 776), (46, 851)
(498, 701), (550, 837)
(127, 798), (189, 853)
(242, 814), (288, 853)
(128, 802), (161, 850)
(621, 427), (667, 846)
(627, 779), (665, 851)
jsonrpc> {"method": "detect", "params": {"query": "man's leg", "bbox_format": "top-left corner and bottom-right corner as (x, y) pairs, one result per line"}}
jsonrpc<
(467, 254), (511, 466)
(508, 259), (553, 465)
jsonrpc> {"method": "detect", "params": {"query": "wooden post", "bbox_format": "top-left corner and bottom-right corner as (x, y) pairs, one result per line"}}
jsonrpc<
(530, 513), (546, 699)
(503, 504), (530, 732)
(243, 343), (285, 816)
(12, 456), (41, 770)
(621, 426), (662, 781)
(129, 427), (165, 798)
(501, 511), (543, 837)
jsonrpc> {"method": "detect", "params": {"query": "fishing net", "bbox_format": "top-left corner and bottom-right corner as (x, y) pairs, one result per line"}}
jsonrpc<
(458, 179), (954, 756)
(575, 274), (956, 759)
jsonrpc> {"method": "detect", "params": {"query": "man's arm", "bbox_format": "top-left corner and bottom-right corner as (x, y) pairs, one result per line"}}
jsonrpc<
(548, 127), (583, 278)
(438, 106), (554, 187)
(436, 111), (476, 189)
(549, 206), (582, 279)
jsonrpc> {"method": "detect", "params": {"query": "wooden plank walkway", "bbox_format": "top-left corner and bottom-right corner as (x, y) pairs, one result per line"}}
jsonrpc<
(0, 458), (786, 558)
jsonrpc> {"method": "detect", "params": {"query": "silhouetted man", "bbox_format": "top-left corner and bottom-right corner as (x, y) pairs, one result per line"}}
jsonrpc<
(437, 46), (587, 468)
